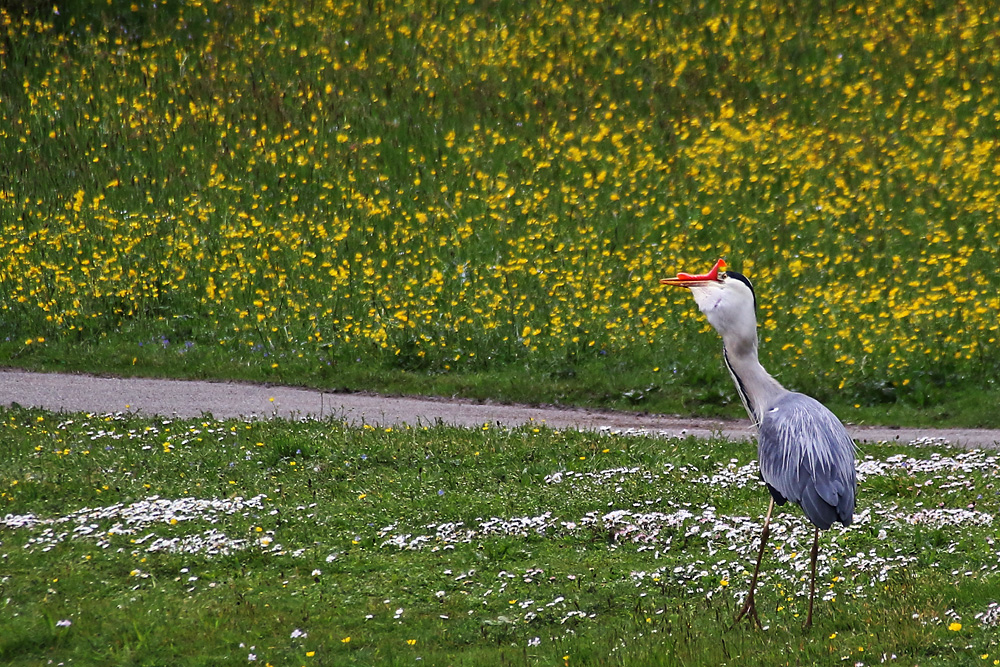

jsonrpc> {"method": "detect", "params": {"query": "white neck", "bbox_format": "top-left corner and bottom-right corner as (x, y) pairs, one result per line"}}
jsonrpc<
(719, 331), (788, 429)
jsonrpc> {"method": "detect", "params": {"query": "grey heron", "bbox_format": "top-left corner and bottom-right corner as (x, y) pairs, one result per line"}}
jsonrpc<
(660, 259), (856, 629)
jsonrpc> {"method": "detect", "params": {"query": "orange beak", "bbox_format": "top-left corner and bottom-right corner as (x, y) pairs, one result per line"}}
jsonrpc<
(659, 259), (727, 287)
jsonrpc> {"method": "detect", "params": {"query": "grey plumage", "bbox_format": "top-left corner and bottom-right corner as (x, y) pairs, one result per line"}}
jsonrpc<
(758, 392), (856, 530)
(660, 259), (858, 628)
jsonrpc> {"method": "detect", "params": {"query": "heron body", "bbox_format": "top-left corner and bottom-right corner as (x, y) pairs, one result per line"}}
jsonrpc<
(661, 259), (857, 628)
(759, 392), (856, 530)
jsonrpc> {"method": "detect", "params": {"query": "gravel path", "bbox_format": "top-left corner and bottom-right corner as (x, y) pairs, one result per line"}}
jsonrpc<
(2, 368), (998, 449)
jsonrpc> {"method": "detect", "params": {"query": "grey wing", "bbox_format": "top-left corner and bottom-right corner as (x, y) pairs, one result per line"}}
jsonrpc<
(757, 392), (857, 530)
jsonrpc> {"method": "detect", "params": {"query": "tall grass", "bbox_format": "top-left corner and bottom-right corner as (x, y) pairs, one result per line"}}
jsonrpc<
(1, 0), (999, 422)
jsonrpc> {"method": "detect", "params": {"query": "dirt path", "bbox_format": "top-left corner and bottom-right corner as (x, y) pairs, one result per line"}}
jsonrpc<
(2, 368), (998, 449)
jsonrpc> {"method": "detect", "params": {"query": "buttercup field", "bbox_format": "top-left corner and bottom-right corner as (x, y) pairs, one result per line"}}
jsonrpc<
(3, 0), (999, 422)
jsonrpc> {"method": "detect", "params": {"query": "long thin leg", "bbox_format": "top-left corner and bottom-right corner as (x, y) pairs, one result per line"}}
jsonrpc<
(734, 497), (775, 628)
(805, 525), (819, 629)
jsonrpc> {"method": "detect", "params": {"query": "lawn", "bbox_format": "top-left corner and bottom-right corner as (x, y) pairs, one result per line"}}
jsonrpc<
(2, 407), (999, 665)
(2, 0), (1000, 426)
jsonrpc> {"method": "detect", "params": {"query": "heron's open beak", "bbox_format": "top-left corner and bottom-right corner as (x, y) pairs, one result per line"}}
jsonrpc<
(659, 259), (727, 287)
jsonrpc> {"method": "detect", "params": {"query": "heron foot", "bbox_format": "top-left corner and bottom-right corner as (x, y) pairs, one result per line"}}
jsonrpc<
(733, 593), (762, 629)
(802, 606), (814, 631)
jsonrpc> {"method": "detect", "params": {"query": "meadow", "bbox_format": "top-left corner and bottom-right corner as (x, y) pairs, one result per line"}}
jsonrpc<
(2, 406), (1000, 666)
(2, 0), (999, 425)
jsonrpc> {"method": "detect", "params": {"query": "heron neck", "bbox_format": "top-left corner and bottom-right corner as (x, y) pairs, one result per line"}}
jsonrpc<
(721, 336), (788, 428)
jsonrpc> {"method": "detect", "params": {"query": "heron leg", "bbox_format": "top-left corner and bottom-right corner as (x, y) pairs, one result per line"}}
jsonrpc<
(805, 525), (819, 629)
(734, 497), (774, 628)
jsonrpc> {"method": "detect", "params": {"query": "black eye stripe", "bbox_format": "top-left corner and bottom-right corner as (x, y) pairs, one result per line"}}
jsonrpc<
(725, 271), (757, 312)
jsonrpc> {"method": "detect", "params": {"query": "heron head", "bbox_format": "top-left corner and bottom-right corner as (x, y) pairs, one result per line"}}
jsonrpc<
(660, 259), (758, 342)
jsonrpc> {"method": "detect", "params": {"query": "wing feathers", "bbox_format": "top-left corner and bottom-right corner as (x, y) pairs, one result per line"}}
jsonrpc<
(758, 392), (857, 529)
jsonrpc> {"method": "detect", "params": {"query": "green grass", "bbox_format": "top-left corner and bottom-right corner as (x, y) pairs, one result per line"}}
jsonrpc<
(2, 407), (999, 665)
(3, 3), (998, 663)
(2, 0), (1000, 428)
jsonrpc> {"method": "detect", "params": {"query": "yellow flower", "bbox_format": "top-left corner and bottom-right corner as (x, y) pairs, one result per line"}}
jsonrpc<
(948, 622), (962, 631)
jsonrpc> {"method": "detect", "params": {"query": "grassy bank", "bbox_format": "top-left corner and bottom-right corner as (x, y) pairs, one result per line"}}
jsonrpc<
(2, 407), (999, 665)
(2, 0), (999, 425)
